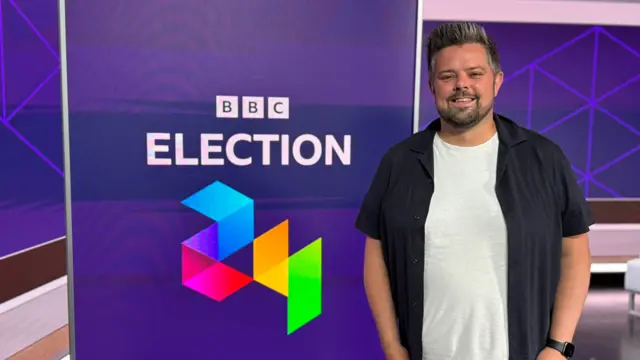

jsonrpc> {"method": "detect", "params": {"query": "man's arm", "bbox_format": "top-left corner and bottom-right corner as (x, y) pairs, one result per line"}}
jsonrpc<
(355, 152), (407, 357)
(548, 147), (595, 343)
(364, 237), (403, 352)
(548, 233), (591, 342)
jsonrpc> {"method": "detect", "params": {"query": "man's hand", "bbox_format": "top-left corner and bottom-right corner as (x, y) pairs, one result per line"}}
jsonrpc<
(536, 347), (567, 360)
(383, 342), (409, 360)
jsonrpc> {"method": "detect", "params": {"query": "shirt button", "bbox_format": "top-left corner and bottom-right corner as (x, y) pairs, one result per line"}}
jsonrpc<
(413, 215), (420, 220)
(412, 302), (417, 307)
(413, 258), (419, 263)
(427, 178), (433, 183)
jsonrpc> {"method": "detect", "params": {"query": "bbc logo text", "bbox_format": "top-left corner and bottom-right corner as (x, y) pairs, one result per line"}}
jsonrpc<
(216, 96), (289, 119)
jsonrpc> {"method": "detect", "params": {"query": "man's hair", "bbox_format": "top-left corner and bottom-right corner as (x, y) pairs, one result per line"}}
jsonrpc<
(426, 22), (501, 78)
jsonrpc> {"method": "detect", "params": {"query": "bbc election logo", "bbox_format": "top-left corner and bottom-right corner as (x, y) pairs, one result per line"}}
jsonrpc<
(180, 180), (323, 335)
(146, 95), (351, 167)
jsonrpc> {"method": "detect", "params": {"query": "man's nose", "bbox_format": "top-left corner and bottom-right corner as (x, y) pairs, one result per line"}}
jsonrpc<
(454, 74), (470, 90)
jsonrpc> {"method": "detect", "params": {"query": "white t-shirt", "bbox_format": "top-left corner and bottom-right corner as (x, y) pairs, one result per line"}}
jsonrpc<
(422, 132), (509, 360)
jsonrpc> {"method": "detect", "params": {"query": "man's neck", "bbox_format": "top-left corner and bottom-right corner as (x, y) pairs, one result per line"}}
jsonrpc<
(438, 113), (497, 147)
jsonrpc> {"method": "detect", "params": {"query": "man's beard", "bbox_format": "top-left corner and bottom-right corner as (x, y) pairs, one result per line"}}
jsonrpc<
(437, 95), (493, 130)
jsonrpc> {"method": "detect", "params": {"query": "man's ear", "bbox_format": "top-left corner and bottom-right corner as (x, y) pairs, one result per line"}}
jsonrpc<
(494, 71), (504, 96)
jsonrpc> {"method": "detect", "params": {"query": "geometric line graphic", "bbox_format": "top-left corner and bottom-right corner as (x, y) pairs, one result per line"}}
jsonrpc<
(181, 180), (323, 335)
(6, 65), (60, 123)
(422, 25), (640, 198)
(0, 0), (62, 175)
(7, 0), (60, 60)
(530, 27), (640, 198)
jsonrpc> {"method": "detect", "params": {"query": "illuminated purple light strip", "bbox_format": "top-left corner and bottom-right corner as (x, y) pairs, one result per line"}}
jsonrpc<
(525, 68), (534, 129)
(584, 30), (600, 197)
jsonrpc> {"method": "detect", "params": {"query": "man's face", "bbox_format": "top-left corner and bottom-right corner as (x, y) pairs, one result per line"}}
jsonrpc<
(429, 43), (503, 130)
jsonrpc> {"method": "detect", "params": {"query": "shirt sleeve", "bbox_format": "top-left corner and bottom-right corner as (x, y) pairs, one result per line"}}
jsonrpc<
(355, 152), (392, 241)
(556, 148), (595, 238)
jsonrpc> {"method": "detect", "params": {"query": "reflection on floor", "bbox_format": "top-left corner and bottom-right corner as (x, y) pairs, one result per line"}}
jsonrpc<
(5, 325), (68, 360)
(574, 274), (640, 360)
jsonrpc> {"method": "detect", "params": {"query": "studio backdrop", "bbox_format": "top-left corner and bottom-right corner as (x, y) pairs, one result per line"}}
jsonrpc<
(61, 1), (421, 359)
(420, 21), (640, 198)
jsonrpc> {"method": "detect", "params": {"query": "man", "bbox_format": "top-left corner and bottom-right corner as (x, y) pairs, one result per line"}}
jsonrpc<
(356, 22), (593, 360)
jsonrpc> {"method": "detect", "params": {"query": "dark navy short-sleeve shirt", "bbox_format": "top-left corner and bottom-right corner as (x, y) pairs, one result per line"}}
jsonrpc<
(356, 114), (593, 360)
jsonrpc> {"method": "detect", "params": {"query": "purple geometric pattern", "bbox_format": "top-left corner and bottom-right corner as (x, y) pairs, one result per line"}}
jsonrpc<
(421, 25), (640, 198)
(0, 0), (61, 176)
(506, 26), (639, 198)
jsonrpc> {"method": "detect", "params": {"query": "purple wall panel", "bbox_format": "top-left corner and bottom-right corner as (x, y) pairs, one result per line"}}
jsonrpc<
(0, 0), (64, 258)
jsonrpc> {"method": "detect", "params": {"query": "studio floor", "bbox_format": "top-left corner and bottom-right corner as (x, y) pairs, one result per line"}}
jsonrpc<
(3, 274), (638, 360)
(573, 274), (640, 360)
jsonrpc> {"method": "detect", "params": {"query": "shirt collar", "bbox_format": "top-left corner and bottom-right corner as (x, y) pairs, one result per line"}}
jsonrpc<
(409, 113), (528, 154)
